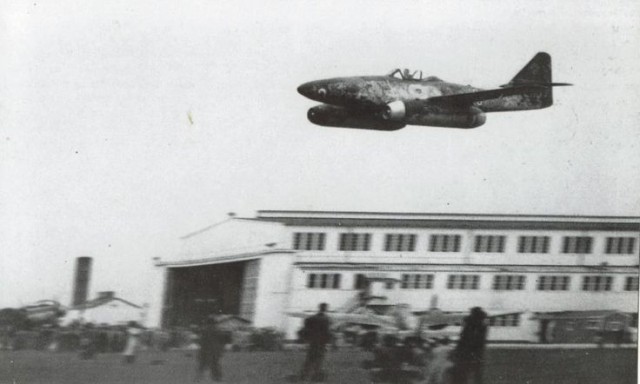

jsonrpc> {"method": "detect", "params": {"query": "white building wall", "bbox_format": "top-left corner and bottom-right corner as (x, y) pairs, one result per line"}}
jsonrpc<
(156, 212), (638, 340)
(285, 266), (638, 336)
(146, 266), (167, 328)
(168, 218), (289, 264)
(252, 253), (296, 330)
(152, 219), (292, 328)
(293, 268), (638, 309)
(289, 269), (359, 313)
(486, 311), (540, 342)
(290, 226), (638, 267)
(239, 259), (261, 321)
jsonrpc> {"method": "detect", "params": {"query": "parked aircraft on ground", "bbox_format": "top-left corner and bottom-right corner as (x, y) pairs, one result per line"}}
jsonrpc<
(288, 279), (520, 344)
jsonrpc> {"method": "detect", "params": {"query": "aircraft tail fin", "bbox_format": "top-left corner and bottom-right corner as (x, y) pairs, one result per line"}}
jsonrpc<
(498, 52), (571, 109)
(507, 52), (552, 86)
(427, 52), (571, 112)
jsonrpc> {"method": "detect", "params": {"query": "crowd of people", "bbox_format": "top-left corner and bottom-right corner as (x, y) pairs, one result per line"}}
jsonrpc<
(363, 305), (488, 384)
(0, 321), (192, 356)
(289, 303), (488, 384)
(189, 302), (488, 383)
(3, 303), (489, 384)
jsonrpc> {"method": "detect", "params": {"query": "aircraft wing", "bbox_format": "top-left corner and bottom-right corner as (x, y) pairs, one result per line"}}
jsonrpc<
(419, 328), (461, 339)
(427, 85), (544, 107)
(287, 311), (396, 328)
(335, 313), (397, 328)
(418, 310), (524, 328)
(418, 312), (466, 328)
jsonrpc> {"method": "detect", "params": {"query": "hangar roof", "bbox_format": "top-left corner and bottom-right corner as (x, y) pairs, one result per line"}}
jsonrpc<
(157, 218), (293, 267)
(254, 210), (640, 232)
(294, 262), (638, 274)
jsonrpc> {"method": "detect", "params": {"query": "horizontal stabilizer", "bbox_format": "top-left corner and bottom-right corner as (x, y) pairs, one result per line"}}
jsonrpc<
(427, 53), (571, 111)
(501, 82), (572, 88)
(426, 85), (543, 107)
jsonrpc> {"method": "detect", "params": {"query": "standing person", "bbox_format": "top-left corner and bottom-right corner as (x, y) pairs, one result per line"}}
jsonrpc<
(298, 303), (332, 382)
(368, 335), (406, 383)
(424, 337), (455, 384)
(79, 324), (97, 360)
(451, 307), (488, 384)
(195, 315), (228, 382)
(122, 321), (143, 364)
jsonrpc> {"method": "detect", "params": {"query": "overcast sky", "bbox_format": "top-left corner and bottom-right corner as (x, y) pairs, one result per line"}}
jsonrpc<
(1, 0), (639, 309)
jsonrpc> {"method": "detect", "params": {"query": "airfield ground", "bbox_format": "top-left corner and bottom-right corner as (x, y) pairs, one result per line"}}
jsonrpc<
(1, 347), (636, 384)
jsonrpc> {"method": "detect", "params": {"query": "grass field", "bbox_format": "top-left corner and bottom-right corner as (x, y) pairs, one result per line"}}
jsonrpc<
(1, 347), (637, 384)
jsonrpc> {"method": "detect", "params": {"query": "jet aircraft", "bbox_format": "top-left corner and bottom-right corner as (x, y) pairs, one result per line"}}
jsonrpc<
(297, 52), (571, 130)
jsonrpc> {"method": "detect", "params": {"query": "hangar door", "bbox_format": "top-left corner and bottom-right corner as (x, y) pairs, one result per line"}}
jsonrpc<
(161, 259), (260, 327)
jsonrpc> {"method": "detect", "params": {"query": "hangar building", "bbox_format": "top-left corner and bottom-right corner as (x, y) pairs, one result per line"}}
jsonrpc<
(147, 211), (639, 340)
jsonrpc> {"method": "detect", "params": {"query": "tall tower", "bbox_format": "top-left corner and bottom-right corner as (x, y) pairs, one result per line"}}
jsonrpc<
(72, 256), (92, 307)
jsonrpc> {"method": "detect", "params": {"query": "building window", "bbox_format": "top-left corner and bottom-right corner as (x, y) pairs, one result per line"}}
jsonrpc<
(354, 274), (368, 290)
(307, 274), (316, 288)
(586, 320), (602, 330)
(474, 235), (506, 253)
(581, 275), (613, 291)
(518, 236), (550, 253)
(447, 274), (480, 290)
(384, 234), (417, 252)
(605, 237), (636, 254)
(339, 233), (371, 251)
(489, 314), (520, 327)
(562, 236), (593, 254)
(307, 273), (341, 289)
(492, 275), (526, 290)
(624, 276), (639, 291)
(401, 274), (409, 289)
(536, 275), (571, 291)
(606, 321), (624, 331)
(400, 274), (434, 289)
(333, 274), (341, 289)
(429, 234), (461, 252)
(293, 232), (326, 250)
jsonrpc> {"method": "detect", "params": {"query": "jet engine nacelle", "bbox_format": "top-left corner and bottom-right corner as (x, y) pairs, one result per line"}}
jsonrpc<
(307, 105), (405, 131)
(382, 100), (407, 122)
(383, 101), (486, 128)
(381, 100), (428, 122)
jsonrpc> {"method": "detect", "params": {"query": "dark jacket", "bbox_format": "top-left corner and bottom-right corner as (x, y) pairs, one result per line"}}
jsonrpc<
(454, 309), (488, 362)
(301, 313), (331, 345)
(199, 324), (230, 357)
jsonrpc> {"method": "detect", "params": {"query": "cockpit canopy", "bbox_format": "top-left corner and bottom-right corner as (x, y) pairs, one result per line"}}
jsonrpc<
(387, 69), (442, 82)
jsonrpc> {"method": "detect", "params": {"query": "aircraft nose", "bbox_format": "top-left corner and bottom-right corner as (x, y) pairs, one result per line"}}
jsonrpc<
(297, 81), (328, 101)
(297, 82), (313, 98)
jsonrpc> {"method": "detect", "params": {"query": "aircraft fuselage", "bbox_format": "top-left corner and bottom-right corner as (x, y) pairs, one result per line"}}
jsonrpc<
(298, 76), (479, 110)
(299, 77), (490, 130)
(297, 53), (570, 130)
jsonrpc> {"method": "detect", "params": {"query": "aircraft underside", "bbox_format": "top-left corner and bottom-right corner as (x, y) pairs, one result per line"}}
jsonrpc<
(308, 104), (487, 130)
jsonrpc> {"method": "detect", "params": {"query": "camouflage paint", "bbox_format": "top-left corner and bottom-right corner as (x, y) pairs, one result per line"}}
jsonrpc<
(297, 52), (568, 130)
